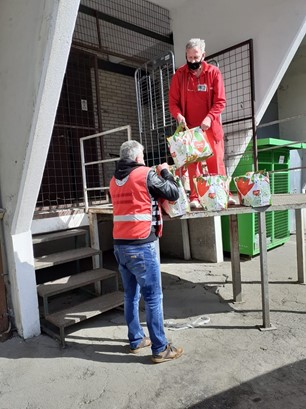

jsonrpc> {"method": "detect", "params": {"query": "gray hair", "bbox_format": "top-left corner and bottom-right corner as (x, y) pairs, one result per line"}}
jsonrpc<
(186, 38), (206, 53)
(120, 140), (144, 160)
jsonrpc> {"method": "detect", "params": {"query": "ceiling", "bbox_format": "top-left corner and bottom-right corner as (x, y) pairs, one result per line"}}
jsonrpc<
(149, 1), (306, 51)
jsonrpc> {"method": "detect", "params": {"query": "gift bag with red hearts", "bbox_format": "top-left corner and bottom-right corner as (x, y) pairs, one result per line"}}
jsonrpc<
(160, 176), (190, 217)
(234, 171), (271, 207)
(167, 126), (213, 169)
(194, 175), (231, 211)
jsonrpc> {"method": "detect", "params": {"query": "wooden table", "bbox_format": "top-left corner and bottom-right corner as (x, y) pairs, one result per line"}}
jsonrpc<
(88, 194), (306, 330)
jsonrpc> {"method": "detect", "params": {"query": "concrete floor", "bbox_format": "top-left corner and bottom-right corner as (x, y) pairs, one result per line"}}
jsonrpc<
(0, 235), (306, 409)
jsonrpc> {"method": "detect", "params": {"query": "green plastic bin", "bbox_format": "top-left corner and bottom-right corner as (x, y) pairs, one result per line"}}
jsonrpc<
(222, 138), (302, 256)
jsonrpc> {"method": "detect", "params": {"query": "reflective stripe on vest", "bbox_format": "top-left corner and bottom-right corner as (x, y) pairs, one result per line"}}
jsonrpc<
(110, 166), (162, 240)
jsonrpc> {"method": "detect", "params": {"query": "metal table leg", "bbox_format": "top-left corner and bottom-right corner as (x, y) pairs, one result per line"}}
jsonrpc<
(295, 208), (305, 284)
(229, 214), (242, 302)
(258, 210), (274, 330)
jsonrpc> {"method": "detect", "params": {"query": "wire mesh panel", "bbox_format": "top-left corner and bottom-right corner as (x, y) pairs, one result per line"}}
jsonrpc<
(74, 0), (173, 67)
(135, 51), (177, 167)
(36, 0), (173, 211)
(207, 40), (256, 176)
(36, 50), (100, 209)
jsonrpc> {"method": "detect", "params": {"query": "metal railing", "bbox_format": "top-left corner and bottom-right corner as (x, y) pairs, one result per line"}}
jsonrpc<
(80, 125), (131, 212)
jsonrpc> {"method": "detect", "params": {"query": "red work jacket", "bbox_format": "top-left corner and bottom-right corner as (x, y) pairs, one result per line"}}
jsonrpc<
(110, 167), (162, 240)
(169, 61), (226, 142)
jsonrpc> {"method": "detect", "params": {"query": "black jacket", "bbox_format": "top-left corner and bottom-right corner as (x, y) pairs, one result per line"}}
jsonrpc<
(114, 159), (179, 201)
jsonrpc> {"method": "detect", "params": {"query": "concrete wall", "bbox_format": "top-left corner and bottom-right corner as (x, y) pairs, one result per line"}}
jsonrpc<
(277, 40), (306, 230)
(0, 0), (79, 338)
(278, 41), (306, 189)
(169, 0), (306, 125)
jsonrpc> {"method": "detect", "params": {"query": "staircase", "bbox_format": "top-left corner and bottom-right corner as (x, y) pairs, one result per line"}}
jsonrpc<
(33, 228), (123, 346)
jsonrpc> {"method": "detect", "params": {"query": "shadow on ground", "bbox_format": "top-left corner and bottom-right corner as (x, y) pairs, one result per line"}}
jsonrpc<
(0, 271), (234, 364)
(161, 271), (233, 319)
(188, 358), (306, 409)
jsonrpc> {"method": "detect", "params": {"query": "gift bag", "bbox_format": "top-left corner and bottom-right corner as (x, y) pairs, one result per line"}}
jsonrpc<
(160, 176), (190, 218)
(234, 171), (271, 207)
(167, 126), (213, 169)
(194, 175), (231, 211)
(174, 167), (190, 192)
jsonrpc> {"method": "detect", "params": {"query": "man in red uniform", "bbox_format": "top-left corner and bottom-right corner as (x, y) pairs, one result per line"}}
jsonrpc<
(110, 140), (183, 363)
(169, 38), (227, 208)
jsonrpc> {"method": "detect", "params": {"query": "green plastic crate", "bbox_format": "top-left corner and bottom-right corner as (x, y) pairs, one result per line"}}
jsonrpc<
(222, 138), (293, 256)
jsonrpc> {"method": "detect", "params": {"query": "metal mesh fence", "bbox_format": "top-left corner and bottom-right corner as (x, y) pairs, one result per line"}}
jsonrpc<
(36, 2), (254, 211)
(36, 49), (99, 209)
(74, 0), (172, 67)
(36, 0), (173, 211)
(207, 40), (256, 176)
(135, 51), (177, 167)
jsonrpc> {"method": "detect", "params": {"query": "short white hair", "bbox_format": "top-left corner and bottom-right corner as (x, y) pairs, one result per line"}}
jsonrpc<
(186, 38), (206, 53)
(120, 140), (144, 161)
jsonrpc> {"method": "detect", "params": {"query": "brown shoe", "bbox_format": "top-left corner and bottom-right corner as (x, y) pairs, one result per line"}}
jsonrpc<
(129, 336), (151, 353)
(151, 344), (184, 363)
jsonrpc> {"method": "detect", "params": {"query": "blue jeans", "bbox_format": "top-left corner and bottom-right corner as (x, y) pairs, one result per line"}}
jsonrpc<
(114, 241), (168, 355)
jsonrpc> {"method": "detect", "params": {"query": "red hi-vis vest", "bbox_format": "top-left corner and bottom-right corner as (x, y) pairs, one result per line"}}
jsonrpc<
(110, 166), (163, 240)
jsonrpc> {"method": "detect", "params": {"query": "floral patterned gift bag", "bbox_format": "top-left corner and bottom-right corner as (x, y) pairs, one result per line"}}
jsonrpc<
(194, 175), (231, 211)
(151, 165), (190, 218)
(167, 126), (213, 169)
(160, 176), (190, 218)
(234, 171), (272, 207)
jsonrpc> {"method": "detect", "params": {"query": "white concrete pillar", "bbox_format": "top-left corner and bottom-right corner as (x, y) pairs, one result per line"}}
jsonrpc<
(0, 0), (80, 338)
(188, 217), (224, 263)
(6, 231), (40, 338)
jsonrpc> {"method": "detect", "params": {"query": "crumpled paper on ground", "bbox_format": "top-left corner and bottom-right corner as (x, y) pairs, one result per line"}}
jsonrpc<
(164, 316), (210, 331)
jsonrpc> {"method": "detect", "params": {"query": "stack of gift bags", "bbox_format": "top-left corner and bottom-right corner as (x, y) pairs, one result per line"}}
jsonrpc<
(166, 125), (231, 213)
(157, 125), (271, 217)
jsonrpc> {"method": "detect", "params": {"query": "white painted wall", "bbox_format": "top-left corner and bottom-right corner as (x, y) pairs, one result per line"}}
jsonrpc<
(278, 40), (306, 229)
(278, 41), (306, 154)
(0, 0), (80, 338)
(279, 40), (306, 190)
(168, 0), (306, 125)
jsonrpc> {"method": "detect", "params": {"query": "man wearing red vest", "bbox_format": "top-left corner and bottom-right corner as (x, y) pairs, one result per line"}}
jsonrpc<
(169, 38), (229, 209)
(110, 140), (183, 363)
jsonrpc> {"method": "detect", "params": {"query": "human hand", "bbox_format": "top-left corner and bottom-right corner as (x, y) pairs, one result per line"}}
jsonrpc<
(200, 116), (212, 131)
(177, 113), (187, 128)
(156, 162), (170, 175)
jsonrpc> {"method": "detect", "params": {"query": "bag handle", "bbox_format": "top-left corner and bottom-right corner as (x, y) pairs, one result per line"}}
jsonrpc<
(175, 123), (186, 133)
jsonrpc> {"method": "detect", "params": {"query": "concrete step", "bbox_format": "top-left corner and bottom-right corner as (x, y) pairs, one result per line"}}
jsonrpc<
(34, 247), (100, 270)
(32, 228), (87, 244)
(45, 291), (124, 329)
(37, 268), (118, 298)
